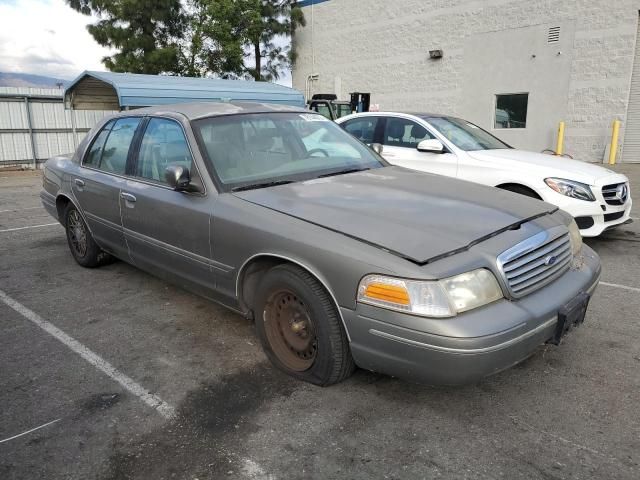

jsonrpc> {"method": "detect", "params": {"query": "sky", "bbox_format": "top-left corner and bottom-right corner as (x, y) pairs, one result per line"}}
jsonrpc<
(0, 0), (293, 85)
(0, 0), (112, 80)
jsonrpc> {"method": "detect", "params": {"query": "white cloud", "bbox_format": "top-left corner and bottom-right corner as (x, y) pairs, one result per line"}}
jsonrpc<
(0, 0), (112, 79)
(0, 0), (295, 86)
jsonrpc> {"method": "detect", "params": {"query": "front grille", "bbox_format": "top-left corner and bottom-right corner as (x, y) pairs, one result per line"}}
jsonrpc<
(497, 228), (572, 298)
(604, 211), (624, 222)
(602, 182), (628, 205)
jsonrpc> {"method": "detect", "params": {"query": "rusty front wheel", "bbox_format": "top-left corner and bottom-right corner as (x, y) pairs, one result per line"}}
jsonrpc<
(263, 290), (317, 372)
(253, 264), (355, 386)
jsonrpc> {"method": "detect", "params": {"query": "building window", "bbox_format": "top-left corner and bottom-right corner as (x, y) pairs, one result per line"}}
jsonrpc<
(495, 93), (528, 129)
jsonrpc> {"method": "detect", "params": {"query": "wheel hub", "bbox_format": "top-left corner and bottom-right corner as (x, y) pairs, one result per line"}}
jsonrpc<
(264, 290), (317, 371)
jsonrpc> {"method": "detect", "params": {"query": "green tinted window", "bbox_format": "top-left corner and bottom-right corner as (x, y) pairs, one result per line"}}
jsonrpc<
(99, 117), (141, 174)
(136, 118), (192, 183)
(83, 120), (114, 167)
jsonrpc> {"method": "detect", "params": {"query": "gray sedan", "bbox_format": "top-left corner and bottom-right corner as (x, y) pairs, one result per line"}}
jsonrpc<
(41, 102), (601, 386)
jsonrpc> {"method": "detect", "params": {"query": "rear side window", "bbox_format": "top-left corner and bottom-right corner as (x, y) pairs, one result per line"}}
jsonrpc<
(383, 117), (434, 148)
(99, 117), (142, 175)
(84, 120), (114, 167)
(135, 118), (193, 184)
(342, 117), (379, 143)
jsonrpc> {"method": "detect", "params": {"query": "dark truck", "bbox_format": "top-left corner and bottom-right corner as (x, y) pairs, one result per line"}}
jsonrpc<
(308, 92), (370, 121)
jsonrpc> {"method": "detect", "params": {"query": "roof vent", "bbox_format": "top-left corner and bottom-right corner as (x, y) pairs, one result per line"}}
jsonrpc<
(548, 26), (560, 43)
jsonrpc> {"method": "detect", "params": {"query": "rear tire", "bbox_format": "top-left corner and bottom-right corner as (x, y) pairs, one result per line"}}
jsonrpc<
(499, 184), (542, 200)
(64, 204), (112, 268)
(253, 264), (355, 386)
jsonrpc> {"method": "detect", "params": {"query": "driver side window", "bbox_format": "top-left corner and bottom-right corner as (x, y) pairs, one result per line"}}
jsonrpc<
(383, 118), (434, 148)
(135, 118), (193, 184)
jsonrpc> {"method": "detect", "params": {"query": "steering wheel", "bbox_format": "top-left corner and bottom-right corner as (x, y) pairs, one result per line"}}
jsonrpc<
(305, 148), (330, 158)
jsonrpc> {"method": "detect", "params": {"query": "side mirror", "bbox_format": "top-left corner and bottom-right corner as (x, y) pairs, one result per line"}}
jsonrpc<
(417, 139), (444, 153)
(165, 164), (191, 191)
(370, 143), (384, 155)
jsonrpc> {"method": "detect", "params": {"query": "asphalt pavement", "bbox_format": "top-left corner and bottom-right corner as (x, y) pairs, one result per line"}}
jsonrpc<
(0, 167), (638, 480)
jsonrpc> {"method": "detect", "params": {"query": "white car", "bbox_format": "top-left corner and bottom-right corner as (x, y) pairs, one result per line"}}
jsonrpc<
(337, 112), (632, 237)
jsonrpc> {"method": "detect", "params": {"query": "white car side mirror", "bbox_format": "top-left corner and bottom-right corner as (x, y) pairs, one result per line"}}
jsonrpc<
(417, 139), (444, 153)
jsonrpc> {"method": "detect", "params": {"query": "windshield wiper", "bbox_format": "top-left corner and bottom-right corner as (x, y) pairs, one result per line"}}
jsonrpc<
(231, 180), (295, 192)
(317, 167), (370, 178)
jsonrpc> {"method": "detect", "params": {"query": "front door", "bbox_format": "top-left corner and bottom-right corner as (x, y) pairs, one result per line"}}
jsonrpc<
(119, 117), (216, 295)
(72, 117), (142, 258)
(380, 116), (458, 178)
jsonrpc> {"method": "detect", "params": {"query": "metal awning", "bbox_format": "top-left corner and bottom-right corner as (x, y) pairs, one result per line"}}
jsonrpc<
(63, 71), (305, 110)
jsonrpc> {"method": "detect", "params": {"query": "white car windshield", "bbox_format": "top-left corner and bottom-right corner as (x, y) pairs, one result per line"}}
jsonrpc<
(193, 112), (385, 191)
(426, 116), (511, 151)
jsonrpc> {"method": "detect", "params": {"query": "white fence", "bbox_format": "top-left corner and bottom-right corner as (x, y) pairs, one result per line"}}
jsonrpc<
(0, 87), (114, 168)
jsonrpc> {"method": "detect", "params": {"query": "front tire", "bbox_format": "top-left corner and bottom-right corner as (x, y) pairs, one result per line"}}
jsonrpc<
(64, 204), (112, 268)
(254, 264), (355, 386)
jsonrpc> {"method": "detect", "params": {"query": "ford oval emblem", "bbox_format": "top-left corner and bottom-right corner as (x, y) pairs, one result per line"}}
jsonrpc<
(544, 255), (557, 266)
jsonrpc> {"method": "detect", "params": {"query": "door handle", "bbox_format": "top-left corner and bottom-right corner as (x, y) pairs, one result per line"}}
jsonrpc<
(74, 178), (85, 189)
(120, 192), (137, 203)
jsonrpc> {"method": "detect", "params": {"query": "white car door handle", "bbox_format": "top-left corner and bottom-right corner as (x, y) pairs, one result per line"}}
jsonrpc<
(120, 192), (136, 203)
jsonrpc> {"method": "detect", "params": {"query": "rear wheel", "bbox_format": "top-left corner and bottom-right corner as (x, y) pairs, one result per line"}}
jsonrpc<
(64, 204), (112, 268)
(254, 264), (355, 386)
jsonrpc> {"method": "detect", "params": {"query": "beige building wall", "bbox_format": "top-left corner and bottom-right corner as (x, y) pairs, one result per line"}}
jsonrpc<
(293, 0), (640, 163)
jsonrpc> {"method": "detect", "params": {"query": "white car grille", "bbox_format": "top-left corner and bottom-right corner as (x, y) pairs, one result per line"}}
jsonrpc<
(497, 228), (572, 298)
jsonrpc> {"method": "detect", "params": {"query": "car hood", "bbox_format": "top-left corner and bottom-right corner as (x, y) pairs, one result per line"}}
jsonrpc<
(233, 167), (556, 264)
(466, 149), (619, 185)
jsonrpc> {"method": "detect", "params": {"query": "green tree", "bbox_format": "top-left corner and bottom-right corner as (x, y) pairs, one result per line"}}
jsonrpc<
(66, 0), (185, 75)
(190, 0), (305, 81)
(180, 0), (250, 78)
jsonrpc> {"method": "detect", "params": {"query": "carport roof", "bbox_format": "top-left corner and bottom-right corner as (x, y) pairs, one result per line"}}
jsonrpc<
(63, 71), (305, 111)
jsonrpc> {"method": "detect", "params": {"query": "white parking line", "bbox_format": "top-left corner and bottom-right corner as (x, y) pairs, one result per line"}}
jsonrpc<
(600, 281), (640, 293)
(0, 419), (61, 445)
(0, 289), (176, 419)
(0, 223), (59, 233)
(0, 206), (42, 213)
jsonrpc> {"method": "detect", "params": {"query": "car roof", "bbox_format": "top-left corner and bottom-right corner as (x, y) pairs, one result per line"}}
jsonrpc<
(113, 101), (308, 121)
(341, 111), (451, 121)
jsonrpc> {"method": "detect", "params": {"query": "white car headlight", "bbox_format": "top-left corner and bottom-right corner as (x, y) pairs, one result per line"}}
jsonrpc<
(544, 177), (595, 201)
(357, 269), (503, 318)
(568, 219), (583, 255)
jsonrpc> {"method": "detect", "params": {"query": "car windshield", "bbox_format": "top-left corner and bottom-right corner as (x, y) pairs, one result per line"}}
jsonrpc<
(192, 112), (385, 190)
(426, 116), (511, 151)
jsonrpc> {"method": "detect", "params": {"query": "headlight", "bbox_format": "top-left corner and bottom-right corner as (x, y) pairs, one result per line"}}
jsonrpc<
(544, 177), (595, 201)
(357, 269), (503, 318)
(568, 219), (583, 255)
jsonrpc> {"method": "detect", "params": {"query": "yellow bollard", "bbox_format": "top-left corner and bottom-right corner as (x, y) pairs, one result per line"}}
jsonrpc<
(608, 120), (621, 165)
(556, 121), (565, 156)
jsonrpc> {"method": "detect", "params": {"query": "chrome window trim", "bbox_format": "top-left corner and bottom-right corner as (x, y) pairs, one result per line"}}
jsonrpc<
(132, 115), (208, 196)
(79, 114), (208, 196)
(80, 115), (144, 171)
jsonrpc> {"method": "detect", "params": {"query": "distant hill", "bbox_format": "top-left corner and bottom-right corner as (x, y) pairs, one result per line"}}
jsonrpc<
(0, 72), (69, 88)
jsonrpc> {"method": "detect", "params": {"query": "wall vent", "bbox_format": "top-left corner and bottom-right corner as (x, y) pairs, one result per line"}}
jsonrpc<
(548, 26), (560, 43)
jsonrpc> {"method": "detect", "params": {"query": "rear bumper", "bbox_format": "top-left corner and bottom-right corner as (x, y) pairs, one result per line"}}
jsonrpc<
(343, 246), (601, 385)
(40, 190), (59, 221)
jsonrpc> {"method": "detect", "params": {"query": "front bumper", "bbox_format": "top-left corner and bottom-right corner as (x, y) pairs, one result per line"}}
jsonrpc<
(343, 246), (601, 385)
(541, 178), (632, 237)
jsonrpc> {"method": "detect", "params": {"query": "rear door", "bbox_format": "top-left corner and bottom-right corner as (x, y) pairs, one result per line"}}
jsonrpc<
(380, 116), (458, 177)
(72, 117), (142, 257)
(119, 116), (216, 294)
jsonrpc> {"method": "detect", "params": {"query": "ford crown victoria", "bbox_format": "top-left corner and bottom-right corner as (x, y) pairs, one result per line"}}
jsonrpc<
(41, 103), (601, 386)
